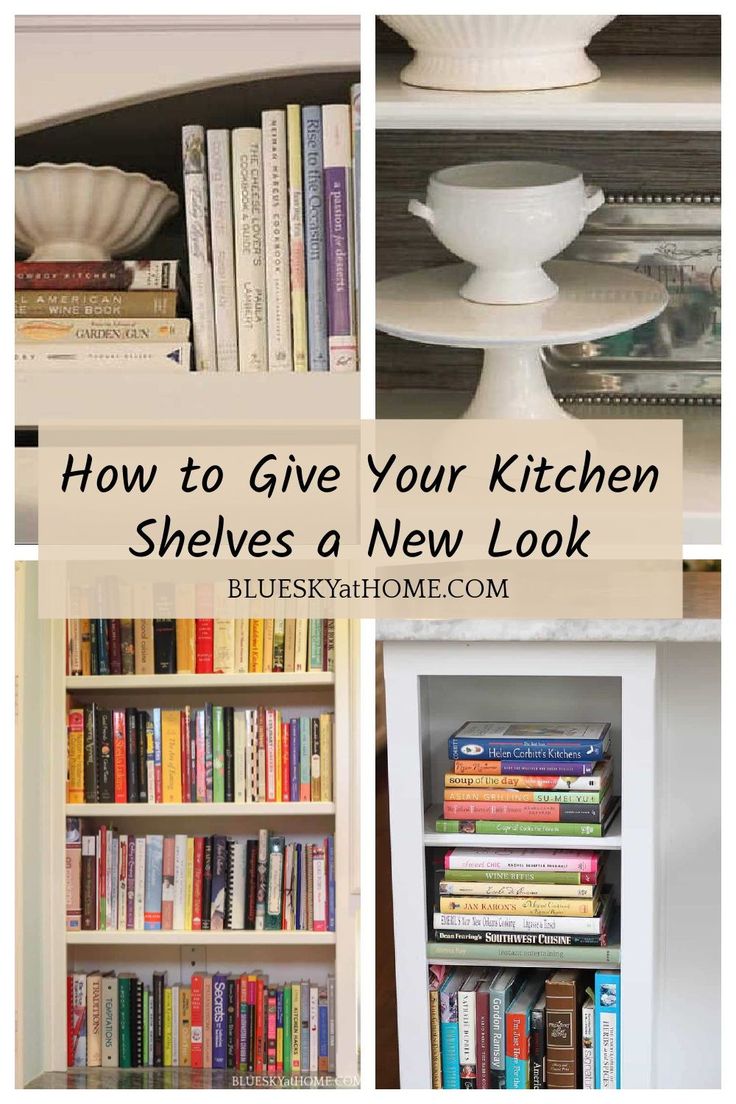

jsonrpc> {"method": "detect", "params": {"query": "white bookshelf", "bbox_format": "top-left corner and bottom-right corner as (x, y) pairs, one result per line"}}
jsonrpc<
(16, 578), (360, 1087)
(376, 54), (720, 131)
(382, 632), (721, 1089)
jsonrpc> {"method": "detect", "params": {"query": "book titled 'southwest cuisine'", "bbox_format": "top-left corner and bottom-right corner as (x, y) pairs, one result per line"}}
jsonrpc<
(447, 722), (611, 762)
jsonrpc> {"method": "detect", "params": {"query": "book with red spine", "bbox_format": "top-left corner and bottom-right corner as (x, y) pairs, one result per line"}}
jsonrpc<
(476, 981), (492, 1089)
(254, 977), (265, 1074)
(191, 973), (204, 1068)
(266, 989), (277, 1072)
(238, 976), (248, 1069)
(15, 259), (180, 290)
(195, 619), (214, 673)
(281, 722), (290, 802)
(192, 837), (205, 930)
(112, 710), (128, 803)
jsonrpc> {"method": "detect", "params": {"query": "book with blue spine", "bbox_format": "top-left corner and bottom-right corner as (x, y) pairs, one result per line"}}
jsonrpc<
(152, 709), (162, 798)
(449, 722), (611, 763)
(326, 835), (336, 932)
(438, 968), (469, 1089)
(318, 989), (329, 1070)
(212, 973), (228, 1068)
(301, 105), (329, 372)
(300, 718), (311, 800)
(143, 834), (163, 929)
(96, 619), (109, 674)
(594, 971), (620, 1088)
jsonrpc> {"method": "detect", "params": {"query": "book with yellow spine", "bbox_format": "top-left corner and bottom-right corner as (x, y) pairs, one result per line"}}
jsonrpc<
(287, 104), (308, 372)
(439, 895), (601, 918)
(175, 619), (196, 674)
(291, 981), (301, 1072)
(320, 713), (333, 802)
(67, 707), (85, 802)
(163, 986), (173, 1066)
(179, 987), (192, 1066)
(248, 618), (264, 672)
(161, 709), (182, 802)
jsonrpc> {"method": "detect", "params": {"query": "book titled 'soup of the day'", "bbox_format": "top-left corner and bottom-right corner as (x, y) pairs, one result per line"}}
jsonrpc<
(447, 722), (611, 763)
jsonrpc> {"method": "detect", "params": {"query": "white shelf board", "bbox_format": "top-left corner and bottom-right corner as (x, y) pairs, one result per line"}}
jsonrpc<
(67, 930), (336, 946)
(423, 804), (622, 850)
(16, 370), (359, 427)
(66, 801), (335, 817)
(377, 55), (720, 131)
(65, 672), (334, 690)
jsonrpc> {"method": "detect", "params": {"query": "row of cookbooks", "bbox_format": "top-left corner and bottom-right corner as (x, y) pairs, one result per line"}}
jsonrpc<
(434, 722), (618, 839)
(68, 970), (335, 1073)
(16, 91), (360, 378)
(66, 819), (335, 933)
(66, 617), (334, 676)
(67, 704), (333, 805)
(429, 965), (620, 1089)
(182, 93), (360, 373)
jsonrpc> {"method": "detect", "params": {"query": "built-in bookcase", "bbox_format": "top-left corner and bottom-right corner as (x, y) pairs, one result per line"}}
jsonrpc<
(383, 639), (659, 1090)
(16, 568), (359, 1087)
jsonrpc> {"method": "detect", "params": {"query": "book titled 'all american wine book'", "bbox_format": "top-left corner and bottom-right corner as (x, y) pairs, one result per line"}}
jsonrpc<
(436, 721), (618, 838)
(68, 969), (335, 1076)
(183, 88), (359, 374)
(429, 964), (620, 1089)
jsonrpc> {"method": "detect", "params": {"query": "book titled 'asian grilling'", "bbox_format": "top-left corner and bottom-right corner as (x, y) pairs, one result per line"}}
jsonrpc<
(183, 91), (359, 373)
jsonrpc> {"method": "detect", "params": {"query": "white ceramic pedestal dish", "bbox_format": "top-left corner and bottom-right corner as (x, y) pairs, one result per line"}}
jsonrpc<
(376, 260), (668, 420)
(15, 163), (179, 261)
(409, 161), (603, 305)
(381, 15), (615, 92)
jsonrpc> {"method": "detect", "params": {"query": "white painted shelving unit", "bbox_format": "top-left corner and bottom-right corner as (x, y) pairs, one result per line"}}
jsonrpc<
(16, 570), (360, 1087)
(376, 55), (721, 131)
(381, 627), (720, 1090)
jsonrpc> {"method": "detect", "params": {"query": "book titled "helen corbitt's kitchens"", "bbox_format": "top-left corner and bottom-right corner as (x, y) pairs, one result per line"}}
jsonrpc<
(447, 722), (611, 763)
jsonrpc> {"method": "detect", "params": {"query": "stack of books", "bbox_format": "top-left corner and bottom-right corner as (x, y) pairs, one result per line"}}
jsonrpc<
(66, 617), (335, 675)
(434, 721), (618, 839)
(428, 965), (620, 1089)
(66, 820), (335, 933)
(67, 704), (333, 805)
(67, 970), (336, 1074)
(429, 847), (616, 960)
(15, 260), (191, 371)
(183, 88), (360, 373)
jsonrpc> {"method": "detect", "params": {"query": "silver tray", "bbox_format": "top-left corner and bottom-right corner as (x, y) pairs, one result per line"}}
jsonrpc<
(546, 194), (720, 407)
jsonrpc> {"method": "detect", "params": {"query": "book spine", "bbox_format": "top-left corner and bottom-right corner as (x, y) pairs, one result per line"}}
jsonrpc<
(582, 999), (595, 1089)
(452, 759), (597, 777)
(449, 736), (607, 760)
(15, 290), (177, 318)
(433, 911), (606, 935)
(231, 128), (267, 372)
(458, 989), (477, 1088)
(429, 988), (442, 1088)
(143, 834), (163, 930)
(286, 105), (308, 373)
(67, 708), (85, 803)
(322, 104), (357, 372)
(439, 994), (460, 1089)
(445, 850), (599, 874)
(301, 106), (329, 371)
(207, 129), (239, 373)
(546, 975), (580, 1088)
(443, 800), (604, 821)
(190, 974), (203, 1068)
(17, 317), (191, 342)
(594, 972), (620, 1088)
(350, 83), (360, 319)
(439, 896), (599, 917)
(436, 819), (605, 838)
(440, 880), (595, 898)
(134, 619), (154, 674)
(102, 976), (119, 1066)
(444, 786), (601, 804)
(445, 769), (607, 791)
(262, 110), (293, 371)
(428, 936), (618, 963)
(530, 1001), (546, 1089)
(444, 867), (597, 885)
(182, 125), (218, 371)
(16, 342), (189, 370)
(16, 259), (180, 290)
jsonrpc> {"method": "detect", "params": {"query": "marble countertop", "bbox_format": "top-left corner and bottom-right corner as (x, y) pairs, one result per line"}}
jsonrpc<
(377, 618), (720, 643)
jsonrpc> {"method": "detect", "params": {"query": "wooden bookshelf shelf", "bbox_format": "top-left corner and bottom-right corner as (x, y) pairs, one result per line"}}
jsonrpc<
(65, 672), (335, 691)
(66, 802), (336, 818)
(422, 804), (622, 851)
(66, 930), (336, 947)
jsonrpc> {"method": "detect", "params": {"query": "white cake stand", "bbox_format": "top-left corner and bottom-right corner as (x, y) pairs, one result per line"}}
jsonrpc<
(376, 260), (668, 419)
